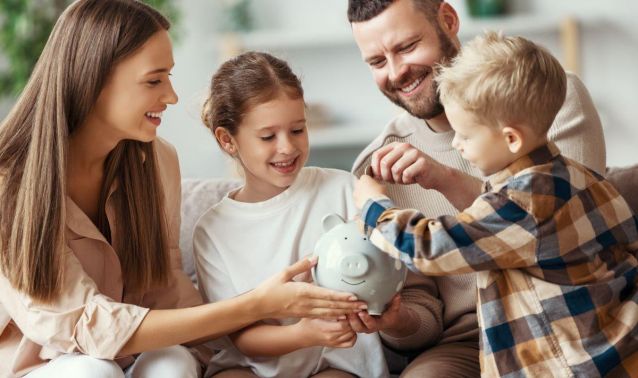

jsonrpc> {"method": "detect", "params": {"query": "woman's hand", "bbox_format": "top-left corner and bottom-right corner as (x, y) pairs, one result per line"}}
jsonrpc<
(252, 257), (367, 319)
(295, 318), (357, 348)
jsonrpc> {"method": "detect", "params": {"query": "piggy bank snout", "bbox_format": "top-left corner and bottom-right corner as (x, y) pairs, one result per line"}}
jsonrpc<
(339, 254), (370, 278)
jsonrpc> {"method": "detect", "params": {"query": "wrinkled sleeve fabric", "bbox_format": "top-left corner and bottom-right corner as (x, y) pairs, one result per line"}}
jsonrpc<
(361, 194), (539, 275)
(0, 248), (149, 359)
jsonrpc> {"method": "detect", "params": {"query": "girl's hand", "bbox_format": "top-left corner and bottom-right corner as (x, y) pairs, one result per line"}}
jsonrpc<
(252, 257), (367, 319)
(296, 318), (357, 348)
(354, 174), (387, 209)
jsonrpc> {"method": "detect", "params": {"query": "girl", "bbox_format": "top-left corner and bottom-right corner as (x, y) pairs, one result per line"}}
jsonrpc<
(195, 52), (389, 378)
(0, 1), (364, 377)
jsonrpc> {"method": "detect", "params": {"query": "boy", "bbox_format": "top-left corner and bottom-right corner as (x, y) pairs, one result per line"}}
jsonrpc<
(354, 31), (638, 377)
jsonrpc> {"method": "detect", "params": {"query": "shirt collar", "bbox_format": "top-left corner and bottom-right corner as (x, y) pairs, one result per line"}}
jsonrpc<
(486, 142), (561, 192)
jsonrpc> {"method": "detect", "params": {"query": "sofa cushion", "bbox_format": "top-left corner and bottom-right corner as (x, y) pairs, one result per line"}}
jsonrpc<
(180, 178), (241, 284)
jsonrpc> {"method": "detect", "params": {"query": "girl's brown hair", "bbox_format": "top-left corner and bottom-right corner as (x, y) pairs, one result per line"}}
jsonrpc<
(0, 0), (172, 302)
(201, 52), (304, 142)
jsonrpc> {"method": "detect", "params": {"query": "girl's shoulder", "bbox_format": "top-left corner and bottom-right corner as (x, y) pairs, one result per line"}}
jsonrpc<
(301, 166), (355, 187)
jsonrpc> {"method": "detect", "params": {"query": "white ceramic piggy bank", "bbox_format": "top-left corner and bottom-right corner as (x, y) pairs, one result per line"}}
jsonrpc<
(312, 214), (407, 315)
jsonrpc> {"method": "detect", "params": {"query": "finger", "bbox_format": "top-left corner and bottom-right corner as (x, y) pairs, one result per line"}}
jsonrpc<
(307, 297), (368, 311)
(346, 313), (368, 333)
(357, 311), (379, 330)
(282, 257), (317, 281)
(391, 150), (419, 184)
(370, 143), (397, 178)
(379, 145), (409, 183)
(301, 284), (360, 302)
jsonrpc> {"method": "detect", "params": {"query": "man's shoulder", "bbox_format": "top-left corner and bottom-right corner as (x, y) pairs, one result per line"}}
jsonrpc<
(351, 112), (421, 174)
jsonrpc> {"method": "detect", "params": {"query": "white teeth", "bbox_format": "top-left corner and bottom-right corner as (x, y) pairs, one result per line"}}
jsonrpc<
(272, 159), (295, 167)
(145, 111), (163, 118)
(401, 77), (423, 93)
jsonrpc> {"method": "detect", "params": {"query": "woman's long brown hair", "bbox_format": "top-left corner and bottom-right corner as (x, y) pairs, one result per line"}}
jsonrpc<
(0, 0), (172, 303)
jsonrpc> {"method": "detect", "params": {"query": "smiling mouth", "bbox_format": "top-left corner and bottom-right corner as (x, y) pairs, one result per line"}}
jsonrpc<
(341, 279), (366, 286)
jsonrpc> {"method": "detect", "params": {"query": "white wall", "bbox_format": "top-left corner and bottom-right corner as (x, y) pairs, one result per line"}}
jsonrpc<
(1, 0), (637, 177)
(161, 0), (638, 177)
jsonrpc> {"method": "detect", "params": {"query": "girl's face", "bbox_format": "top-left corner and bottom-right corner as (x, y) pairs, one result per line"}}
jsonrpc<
(84, 30), (178, 144)
(232, 94), (309, 200)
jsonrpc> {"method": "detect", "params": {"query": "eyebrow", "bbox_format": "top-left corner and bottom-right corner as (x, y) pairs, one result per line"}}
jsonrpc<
(144, 66), (174, 75)
(256, 119), (307, 131)
(363, 35), (420, 64)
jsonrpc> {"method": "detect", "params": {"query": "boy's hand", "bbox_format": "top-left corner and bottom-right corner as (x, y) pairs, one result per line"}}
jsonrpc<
(297, 318), (357, 348)
(354, 174), (387, 209)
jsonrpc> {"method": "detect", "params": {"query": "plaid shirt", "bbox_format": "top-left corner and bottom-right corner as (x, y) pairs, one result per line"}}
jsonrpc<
(362, 143), (638, 377)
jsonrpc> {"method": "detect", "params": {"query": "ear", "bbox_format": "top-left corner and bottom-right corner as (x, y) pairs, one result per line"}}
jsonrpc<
(322, 214), (345, 232)
(214, 127), (237, 156)
(438, 2), (460, 37)
(501, 126), (524, 154)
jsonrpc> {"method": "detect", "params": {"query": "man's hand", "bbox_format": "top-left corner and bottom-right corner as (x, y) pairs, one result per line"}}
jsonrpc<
(354, 174), (387, 209)
(369, 142), (444, 189)
(346, 294), (412, 337)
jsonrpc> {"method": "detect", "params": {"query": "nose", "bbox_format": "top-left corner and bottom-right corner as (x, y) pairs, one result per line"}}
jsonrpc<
(388, 56), (408, 84)
(339, 254), (370, 278)
(162, 81), (178, 105)
(277, 135), (295, 154)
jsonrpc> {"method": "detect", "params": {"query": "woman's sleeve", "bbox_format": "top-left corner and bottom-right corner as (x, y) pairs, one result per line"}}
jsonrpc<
(0, 248), (149, 359)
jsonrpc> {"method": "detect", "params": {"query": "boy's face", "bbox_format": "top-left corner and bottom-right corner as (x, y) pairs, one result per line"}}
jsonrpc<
(232, 95), (309, 198)
(446, 101), (513, 176)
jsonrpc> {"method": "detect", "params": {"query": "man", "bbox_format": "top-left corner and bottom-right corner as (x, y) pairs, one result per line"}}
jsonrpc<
(345, 0), (606, 376)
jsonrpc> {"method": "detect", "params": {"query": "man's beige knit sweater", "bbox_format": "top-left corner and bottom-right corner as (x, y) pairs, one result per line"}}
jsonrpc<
(352, 73), (606, 351)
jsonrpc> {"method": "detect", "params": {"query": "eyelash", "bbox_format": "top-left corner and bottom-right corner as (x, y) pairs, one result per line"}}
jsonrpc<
(147, 73), (172, 87)
(260, 128), (306, 141)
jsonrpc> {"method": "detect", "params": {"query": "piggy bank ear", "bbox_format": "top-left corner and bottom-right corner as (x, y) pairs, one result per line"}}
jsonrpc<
(322, 214), (345, 232)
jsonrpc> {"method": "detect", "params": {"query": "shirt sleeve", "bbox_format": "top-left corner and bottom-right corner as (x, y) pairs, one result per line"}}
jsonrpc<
(0, 247), (149, 359)
(549, 73), (606, 175)
(192, 221), (237, 303)
(361, 193), (540, 275)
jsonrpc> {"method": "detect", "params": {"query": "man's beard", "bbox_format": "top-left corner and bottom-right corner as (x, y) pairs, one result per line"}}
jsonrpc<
(381, 29), (458, 120)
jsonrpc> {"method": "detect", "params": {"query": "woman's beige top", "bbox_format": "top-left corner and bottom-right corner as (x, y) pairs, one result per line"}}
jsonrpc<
(0, 138), (203, 377)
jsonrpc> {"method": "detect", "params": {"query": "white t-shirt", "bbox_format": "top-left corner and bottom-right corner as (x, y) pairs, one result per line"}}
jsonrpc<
(194, 167), (389, 378)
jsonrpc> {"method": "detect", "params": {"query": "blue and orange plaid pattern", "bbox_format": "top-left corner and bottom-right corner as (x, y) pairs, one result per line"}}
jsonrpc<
(361, 143), (638, 377)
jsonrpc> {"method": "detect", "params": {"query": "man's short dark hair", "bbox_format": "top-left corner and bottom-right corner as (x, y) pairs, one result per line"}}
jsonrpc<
(347, 0), (443, 23)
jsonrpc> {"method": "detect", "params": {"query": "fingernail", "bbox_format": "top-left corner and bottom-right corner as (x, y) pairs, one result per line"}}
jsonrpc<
(359, 304), (368, 310)
(348, 296), (358, 301)
(338, 315), (346, 320)
(308, 256), (318, 263)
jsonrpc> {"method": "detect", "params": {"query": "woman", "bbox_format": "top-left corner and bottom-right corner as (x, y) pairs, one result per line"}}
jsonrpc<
(0, 1), (362, 377)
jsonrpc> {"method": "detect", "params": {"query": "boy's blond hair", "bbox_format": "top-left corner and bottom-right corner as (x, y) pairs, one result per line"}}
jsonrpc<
(436, 31), (567, 134)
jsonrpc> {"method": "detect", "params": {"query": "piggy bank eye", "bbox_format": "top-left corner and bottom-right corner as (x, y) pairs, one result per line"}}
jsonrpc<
(344, 237), (348, 240)
(363, 237), (367, 241)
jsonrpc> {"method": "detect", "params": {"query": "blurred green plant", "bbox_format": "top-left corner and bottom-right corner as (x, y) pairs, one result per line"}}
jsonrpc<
(0, 0), (180, 98)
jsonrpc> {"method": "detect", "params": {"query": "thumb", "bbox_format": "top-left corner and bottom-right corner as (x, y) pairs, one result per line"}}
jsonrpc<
(283, 256), (317, 281)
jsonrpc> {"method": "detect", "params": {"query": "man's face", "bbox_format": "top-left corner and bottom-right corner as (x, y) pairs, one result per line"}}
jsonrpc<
(352, 0), (458, 120)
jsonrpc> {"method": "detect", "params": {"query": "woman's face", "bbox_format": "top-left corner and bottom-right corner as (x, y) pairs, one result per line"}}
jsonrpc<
(231, 94), (309, 199)
(85, 30), (178, 144)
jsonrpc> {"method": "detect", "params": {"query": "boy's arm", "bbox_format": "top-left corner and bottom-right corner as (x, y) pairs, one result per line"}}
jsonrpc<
(361, 192), (539, 275)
